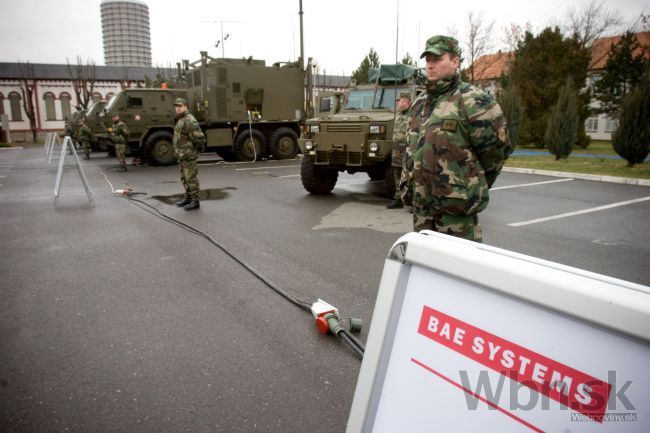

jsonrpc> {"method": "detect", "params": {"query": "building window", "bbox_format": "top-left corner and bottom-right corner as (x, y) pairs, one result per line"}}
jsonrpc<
(585, 117), (599, 132)
(92, 92), (102, 103)
(43, 92), (56, 120)
(605, 118), (619, 132)
(106, 92), (114, 101)
(0, 93), (4, 115)
(60, 93), (72, 120)
(9, 92), (22, 121)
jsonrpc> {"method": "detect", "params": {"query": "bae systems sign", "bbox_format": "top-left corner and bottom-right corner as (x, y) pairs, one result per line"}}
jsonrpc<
(346, 232), (649, 433)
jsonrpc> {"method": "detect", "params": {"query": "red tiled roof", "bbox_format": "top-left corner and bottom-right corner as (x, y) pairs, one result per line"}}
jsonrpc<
(468, 31), (650, 81)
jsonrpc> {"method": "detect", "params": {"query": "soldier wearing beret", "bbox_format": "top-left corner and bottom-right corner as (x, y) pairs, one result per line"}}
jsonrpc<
(387, 91), (412, 209)
(173, 98), (206, 211)
(401, 35), (510, 242)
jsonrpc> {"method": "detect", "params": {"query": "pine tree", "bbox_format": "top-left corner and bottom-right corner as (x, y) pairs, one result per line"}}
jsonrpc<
(401, 53), (416, 66)
(545, 76), (579, 160)
(351, 48), (380, 84)
(612, 76), (650, 167)
(593, 31), (650, 116)
(510, 28), (591, 148)
(497, 82), (525, 149)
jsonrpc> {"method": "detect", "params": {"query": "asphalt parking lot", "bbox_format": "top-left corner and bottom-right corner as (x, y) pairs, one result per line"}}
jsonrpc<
(0, 146), (648, 432)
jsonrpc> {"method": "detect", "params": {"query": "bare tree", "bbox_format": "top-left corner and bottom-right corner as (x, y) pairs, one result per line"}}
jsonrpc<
(18, 61), (37, 142)
(465, 11), (497, 83)
(565, 0), (624, 48)
(66, 56), (96, 110)
(501, 23), (532, 53)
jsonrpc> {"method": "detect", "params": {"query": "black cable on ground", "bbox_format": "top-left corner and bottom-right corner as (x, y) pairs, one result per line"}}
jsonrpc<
(339, 331), (364, 359)
(124, 195), (312, 312)
(341, 329), (366, 354)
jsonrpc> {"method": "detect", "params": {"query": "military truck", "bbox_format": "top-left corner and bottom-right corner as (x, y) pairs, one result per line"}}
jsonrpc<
(83, 100), (108, 151)
(298, 64), (425, 197)
(97, 52), (308, 165)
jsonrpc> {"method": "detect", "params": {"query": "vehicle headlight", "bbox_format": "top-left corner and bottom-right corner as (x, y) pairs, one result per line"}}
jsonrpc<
(369, 125), (380, 134)
(309, 125), (320, 133)
(305, 141), (315, 151)
(369, 142), (379, 152)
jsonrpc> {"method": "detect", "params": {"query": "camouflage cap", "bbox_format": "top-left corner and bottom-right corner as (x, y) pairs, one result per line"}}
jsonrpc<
(420, 35), (461, 58)
(395, 91), (412, 100)
(173, 98), (188, 106)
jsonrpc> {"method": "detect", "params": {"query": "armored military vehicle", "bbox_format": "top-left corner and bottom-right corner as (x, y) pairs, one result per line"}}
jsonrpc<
(83, 100), (108, 151)
(99, 88), (186, 163)
(99, 52), (308, 165)
(298, 64), (425, 197)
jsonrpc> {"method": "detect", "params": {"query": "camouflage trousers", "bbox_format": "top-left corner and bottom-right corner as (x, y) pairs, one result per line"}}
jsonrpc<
(180, 157), (200, 201)
(413, 209), (483, 242)
(115, 142), (126, 168)
(391, 166), (403, 200)
(81, 140), (91, 158)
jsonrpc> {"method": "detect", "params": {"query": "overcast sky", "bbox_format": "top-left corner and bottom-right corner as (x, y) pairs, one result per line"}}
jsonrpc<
(0, 0), (647, 75)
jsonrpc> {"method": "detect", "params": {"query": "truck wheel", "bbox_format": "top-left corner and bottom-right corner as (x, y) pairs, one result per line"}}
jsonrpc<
(384, 163), (397, 198)
(269, 127), (299, 160)
(145, 131), (176, 166)
(300, 157), (338, 194)
(235, 129), (267, 161)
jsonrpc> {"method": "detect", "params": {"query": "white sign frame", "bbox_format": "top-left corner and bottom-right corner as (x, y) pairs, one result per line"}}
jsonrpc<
(346, 231), (650, 433)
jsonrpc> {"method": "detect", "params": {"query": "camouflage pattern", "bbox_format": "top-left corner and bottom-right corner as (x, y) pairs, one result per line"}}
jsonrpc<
(402, 71), (509, 242)
(78, 122), (94, 159)
(173, 111), (206, 201)
(420, 35), (462, 58)
(111, 119), (129, 168)
(391, 107), (411, 200)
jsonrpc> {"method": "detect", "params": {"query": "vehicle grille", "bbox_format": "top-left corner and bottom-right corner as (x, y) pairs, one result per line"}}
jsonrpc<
(315, 151), (367, 166)
(326, 124), (362, 133)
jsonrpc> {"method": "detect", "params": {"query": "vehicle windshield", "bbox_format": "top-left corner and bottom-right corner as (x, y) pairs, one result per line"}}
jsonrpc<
(343, 89), (375, 110)
(343, 87), (411, 111)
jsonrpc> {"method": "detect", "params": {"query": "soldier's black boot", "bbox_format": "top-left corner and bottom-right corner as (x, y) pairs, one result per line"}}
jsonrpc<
(386, 199), (404, 209)
(183, 200), (200, 211)
(175, 197), (191, 207)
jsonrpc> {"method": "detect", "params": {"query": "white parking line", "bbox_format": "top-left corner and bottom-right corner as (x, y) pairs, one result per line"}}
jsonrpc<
(278, 174), (300, 178)
(509, 196), (650, 227)
(236, 164), (300, 171)
(492, 178), (573, 190)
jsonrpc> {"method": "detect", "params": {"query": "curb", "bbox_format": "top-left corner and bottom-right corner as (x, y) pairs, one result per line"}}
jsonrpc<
(502, 167), (650, 186)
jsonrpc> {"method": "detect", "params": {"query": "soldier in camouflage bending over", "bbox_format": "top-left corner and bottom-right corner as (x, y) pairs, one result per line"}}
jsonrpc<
(401, 35), (510, 242)
(173, 98), (206, 211)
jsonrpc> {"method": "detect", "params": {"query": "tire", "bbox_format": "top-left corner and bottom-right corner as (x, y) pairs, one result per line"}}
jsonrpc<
(384, 162), (396, 198)
(269, 127), (299, 160)
(300, 157), (338, 194)
(235, 129), (267, 161)
(145, 131), (176, 166)
(107, 144), (116, 157)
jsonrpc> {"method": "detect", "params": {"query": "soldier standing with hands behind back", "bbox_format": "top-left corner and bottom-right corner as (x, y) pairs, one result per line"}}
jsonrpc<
(387, 91), (412, 209)
(173, 98), (206, 211)
(401, 35), (510, 242)
(110, 113), (129, 172)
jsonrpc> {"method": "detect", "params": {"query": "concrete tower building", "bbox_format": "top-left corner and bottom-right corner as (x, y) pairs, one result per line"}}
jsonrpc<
(100, 0), (152, 67)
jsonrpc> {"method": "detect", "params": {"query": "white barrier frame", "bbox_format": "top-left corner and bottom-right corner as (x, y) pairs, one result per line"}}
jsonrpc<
(53, 136), (94, 206)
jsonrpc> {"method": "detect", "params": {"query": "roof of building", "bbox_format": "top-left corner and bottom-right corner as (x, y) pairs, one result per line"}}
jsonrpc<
(0, 62), (172, 82)
(469, 31), (650, 82)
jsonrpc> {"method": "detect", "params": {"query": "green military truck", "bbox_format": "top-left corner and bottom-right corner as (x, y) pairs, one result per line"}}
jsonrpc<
(97, 52), (309, 166)
(298, 64), (425, 197)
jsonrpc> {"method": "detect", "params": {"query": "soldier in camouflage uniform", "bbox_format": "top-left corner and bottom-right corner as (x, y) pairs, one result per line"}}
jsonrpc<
(77, 117), (95, 160)
(173, 98), (206, 211)
(110, 113), (129, 172)
(400, 35), (510, 242)
(387, 91), (412, 209)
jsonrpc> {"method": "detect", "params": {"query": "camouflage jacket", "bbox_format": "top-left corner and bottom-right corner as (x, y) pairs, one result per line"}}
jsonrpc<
(173, 111), (206, 160)
(391, 108), (411, 167)
(64, 120), (77, 140)
(111, 121), (129, 144)
(404, 74), (509, 216)
(78, 124), (94, 142)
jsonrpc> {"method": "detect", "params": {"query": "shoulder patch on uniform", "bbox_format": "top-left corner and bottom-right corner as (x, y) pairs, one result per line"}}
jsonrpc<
(441, 119), (458, 132)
